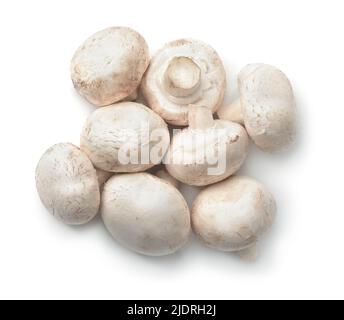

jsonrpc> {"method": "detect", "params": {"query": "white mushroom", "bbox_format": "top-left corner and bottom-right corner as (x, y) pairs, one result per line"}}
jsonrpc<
(155, 168), (179, 188)
(35, 143), (100, 225)
(141, 39), (226, 126)
(101, 173), (191, 256)
(192, 175), (276, 253)
(71, 27), (149, 107)
(218, 63), (297, 152)
(80, 102), (170, 172)
(165, 107), (249, 186)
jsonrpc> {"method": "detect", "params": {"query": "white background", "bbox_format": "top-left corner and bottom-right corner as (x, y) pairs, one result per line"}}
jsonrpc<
(0, 0), (343, 300)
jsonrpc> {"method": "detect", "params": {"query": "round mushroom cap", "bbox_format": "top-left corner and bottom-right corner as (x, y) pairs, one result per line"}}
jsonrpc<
(35, 143), (100, 225)
(165, 121), (249, 186)
(71, 27), (149, 107)
(141, 39), (226, 126)
(101, 173), (191, 256)
(80, 102), (170, 173)
(192, 176), (276, 251)
(238, 63), (297, 152)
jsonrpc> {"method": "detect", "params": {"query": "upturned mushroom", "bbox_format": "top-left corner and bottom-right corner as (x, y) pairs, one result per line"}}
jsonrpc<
(101, 173), (191, 256)
(80, 102), (170, 173)
(192, 175), (276, 253)
(71, 27), (149, 107)
(165, 107), (249, 186)
(218, 63), (297, 152)
(35, 143), (100, 225)
(141, 39), (226, 126)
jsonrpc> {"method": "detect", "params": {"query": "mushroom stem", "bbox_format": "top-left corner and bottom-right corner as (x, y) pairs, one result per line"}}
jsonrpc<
(237, 243), (258, 261)
(163, 57), (201, 98)
(188, 106), (215, 130)
(220, 99), (245, 125)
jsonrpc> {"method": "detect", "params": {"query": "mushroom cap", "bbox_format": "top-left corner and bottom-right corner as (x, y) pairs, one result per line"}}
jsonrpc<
(165, 120), (249, 186)
(101, 173), (191, 256)
(141, 39), (226, 125)
(71, 27), (149, 107)
(80, 102), (170, 173)
(192, 176), (276, 252)
(238, 63), (296, 152)
(35, 143), (100, 225)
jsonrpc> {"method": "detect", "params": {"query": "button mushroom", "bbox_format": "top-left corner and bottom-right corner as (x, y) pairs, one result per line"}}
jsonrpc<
(35, 143), (100, 225)
(80, 102), (170, 173)
(165, 106), (249, 186)
(71, 27), (149, 107)
(101, 173), (191, 256)
(192, 175), (276, 253)
(218, 63), (297, 152)
(141, 39), (226, 126)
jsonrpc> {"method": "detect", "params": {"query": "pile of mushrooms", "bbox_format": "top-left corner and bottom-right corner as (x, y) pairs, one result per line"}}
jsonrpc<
(36, 26), (297, 260)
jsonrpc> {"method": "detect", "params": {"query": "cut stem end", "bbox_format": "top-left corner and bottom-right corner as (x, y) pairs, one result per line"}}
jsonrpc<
(164, 56), (201, 98)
